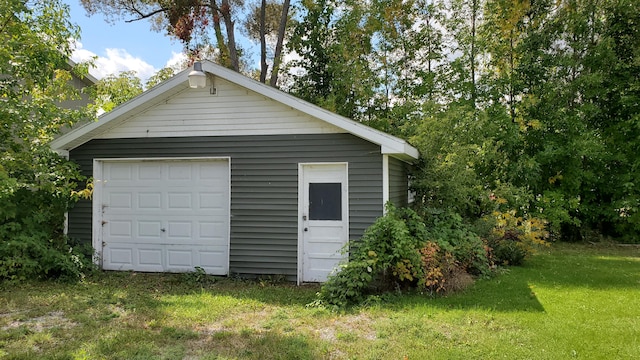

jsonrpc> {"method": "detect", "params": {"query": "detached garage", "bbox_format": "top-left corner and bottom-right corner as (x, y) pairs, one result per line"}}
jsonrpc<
(52, 60), (419, 283)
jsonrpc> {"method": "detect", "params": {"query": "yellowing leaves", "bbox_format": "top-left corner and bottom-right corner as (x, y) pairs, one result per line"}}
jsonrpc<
(548, 172), (563, 184)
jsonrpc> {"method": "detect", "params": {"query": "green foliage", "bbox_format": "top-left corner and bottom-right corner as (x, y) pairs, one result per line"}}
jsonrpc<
(0, 0), (95, 283)
(420, 208), (491, 276)
(289, 0), (640, 242)
(0, 153), (95, 283)
(89, 71), (144, 113)
(145, 67), (175, 88)
(181, 266), (216, 286)
(479, 211), (550, 266)
(317, 204), (486, 307)
(317, 204), (423, 307)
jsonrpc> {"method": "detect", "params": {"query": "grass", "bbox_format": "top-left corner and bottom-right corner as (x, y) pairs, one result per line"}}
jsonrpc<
(1, 243), (639, 359)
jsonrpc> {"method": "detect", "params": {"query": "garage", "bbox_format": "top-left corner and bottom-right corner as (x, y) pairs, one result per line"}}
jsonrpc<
(54, 60), (418, 281)
(95, 158), (230, 274)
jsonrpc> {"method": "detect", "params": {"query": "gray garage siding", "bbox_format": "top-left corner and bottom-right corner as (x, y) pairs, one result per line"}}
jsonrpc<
(68, 133), (383, 278)
(389, 156), (409, 208)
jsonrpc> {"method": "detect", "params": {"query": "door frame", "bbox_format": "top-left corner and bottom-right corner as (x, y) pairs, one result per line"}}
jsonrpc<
(297, 162), (349, 284)
(92, 157), (231, 271)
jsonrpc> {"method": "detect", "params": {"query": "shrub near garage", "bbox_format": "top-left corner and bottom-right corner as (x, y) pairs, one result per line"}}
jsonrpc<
(0, 152), (94, 283)
(316, 204), (425, 308)
(316, 205), (487, 307)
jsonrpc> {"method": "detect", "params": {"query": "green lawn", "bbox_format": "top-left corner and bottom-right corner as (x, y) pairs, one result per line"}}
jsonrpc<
(1, 243), (639, 359)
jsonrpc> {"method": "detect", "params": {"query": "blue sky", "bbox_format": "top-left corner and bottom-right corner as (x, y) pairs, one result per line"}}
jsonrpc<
(66, 1), (187, 81)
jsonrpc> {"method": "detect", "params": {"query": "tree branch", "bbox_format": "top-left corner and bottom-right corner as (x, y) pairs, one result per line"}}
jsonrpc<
(123, 7), (169, 23)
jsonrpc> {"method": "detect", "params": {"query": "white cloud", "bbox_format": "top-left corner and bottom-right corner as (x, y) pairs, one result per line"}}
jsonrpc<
(71, 41), (157, 81)
(165, 51), (188, 71)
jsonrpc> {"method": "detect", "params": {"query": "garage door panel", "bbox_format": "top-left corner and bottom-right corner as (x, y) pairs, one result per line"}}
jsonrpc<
(107, 247), (134, 266)
(138, 164), (162, 180)
(199, 249), (227, 271)
(167, 249), (194, 267)
(108, 192), (133, 209)
(138, 221), (162, 238)
(101, 159), (229, 274)
(138, 192), (162, 209)
(168, 192), (193, 209)
(168, 163), (193, 180)
(167, 221), (192, 238)
(107, 164), (133, 181)
(108, 220), (132, 237)
(138, 248), (163, 266)
(199, 221), (226, 240)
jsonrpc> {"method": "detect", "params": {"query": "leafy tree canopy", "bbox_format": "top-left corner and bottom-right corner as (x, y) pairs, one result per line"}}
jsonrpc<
(0, 0), (95, 282)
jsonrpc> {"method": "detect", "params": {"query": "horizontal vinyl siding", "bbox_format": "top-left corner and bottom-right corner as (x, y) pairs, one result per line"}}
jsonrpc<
(97, 78), (343, 139)
(389, 157), (409, 207)
(69, 134), (383, 278)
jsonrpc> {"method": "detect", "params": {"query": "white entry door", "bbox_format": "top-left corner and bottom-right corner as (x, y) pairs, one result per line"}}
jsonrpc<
(96, 158), (230, 274)
(299, 163), (349, 282)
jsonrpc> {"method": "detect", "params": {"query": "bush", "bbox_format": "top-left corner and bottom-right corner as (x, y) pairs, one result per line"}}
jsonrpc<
(0, 152), (95, 283)
(421, 209), (491, 276)
(316, 204), (483, 308)
(481, 211), (550, 266)
(419, 241), (474, 295)
(317, 204), (424, 307)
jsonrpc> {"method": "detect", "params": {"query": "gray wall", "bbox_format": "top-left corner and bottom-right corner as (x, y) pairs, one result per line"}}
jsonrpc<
(68, 133), (384, 278)
(389, 156), (409, 208)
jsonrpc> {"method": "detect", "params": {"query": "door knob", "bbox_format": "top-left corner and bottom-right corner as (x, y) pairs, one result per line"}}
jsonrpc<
(304, 227), (308, 232)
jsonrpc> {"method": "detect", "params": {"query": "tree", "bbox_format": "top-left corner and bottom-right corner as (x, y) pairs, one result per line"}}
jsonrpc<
(80, 0), (292, 83)
(288, 0), (378, 120)
(242, 0), (292, 86)
(0, 0), (94, 281)
(146, 67), (177, 88)
(89, 71), (144, 113)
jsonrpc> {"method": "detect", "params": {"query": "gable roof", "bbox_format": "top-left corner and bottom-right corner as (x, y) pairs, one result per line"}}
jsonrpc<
(51, 60), (419, 161)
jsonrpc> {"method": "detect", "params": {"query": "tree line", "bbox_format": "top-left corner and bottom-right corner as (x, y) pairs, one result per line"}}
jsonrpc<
(283, 0), (639, 241)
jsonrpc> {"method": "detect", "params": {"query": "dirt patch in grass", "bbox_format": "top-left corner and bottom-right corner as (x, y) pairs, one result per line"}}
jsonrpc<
(2, 311), (77, 332)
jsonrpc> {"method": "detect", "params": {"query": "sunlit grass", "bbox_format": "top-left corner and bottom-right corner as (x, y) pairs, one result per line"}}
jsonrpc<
(0, 243), (638, 359)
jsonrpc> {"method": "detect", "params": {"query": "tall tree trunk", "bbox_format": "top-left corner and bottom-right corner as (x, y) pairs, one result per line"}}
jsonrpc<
(269, 0), (291, 87)
(259, 0), (267, 83)
(221, 0), (240, 71)
(210, 0), (230, 67)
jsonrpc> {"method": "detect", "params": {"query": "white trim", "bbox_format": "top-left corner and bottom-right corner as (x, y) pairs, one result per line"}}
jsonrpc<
(92, 156), (231, 273)
(382, 155), (390, 213)
(63, 212), (69, 236)
(92, 159), (103, 267)
(59, 150), (70, 236)
(51, 60), (418, 161)
(297, 162), (349, 284)
(297, 163), (304, 285)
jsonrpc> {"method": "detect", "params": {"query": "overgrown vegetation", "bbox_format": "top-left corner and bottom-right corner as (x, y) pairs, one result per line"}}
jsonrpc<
(317, 204), (549, 307)
(0, 0), (95, 282)
(288, 0), (640, 242)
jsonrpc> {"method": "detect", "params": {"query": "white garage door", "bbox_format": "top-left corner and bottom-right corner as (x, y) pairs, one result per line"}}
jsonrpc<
(97, 158), (229, 274)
